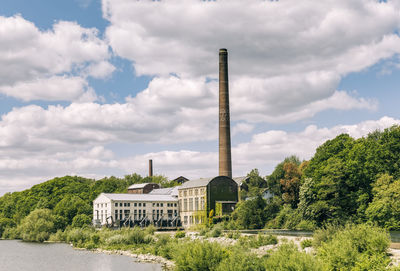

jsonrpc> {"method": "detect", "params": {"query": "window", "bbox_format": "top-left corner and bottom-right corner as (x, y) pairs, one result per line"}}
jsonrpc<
(200, 197), (205, 210)
(156, 203), (159, 207)
(119, 209), (123, 220)
(143, 203), (146, 207)
(189, 189), (193, 196)
(119, 203), (122, 207)
(184, 216), (188, 225)
(160, 203), (163, 207)
(115, 210), (118, 220)
(179, 191), (182, 197)
(179, 200), (182, 211)
(152, 203), (155, 207)
(101, 203), (103, 208)
(115, 203), (118, 207)
(124, 202), (127, 207)
(174, 203), (177, 207)
(134, 203), (137, 207)
(195, 198), (199, 211)
(101, 210), (103, 222)
(127, 203), (130, 207)
(143, 210), (146, 216)
(139, 203), (142, 207)
(184, 190), (187, 197)
(189, 198), (193, 211)
(105, 203), (107, 208)
(124, 210), (130, 218)
(195, 189), (198, 195)
(184, 199), (187, 211)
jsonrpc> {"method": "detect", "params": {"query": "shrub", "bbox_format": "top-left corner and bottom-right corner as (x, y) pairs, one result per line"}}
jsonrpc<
(17, 209), (58, 242)
(2, 226), (20, 239)
(237, 234), (277, 248)
(207, 224), (223, 238)
(316, 224), (391, 271)
(264, 243), (326, 271)
(72, 214), (92, 228)
(225, 230), (241, 239)
(300, 239), (312, 249)
(175, 230), (186, 239)
(0, 217), (16, 237)
(217, 250), (265, 271)
(153, 234), (176, 259)
(144, 225), (156, 235)
(174, 240), (227, 271)
(296, 220), (317, 231)
(66, 227), (92, 245)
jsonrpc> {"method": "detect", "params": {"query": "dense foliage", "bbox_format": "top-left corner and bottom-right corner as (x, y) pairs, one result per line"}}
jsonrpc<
(0, 173), (173, 239)
(232, 125), (400, 230)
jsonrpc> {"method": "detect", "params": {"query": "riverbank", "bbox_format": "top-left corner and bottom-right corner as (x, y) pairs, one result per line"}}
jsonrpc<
(65, 229), (400, 270)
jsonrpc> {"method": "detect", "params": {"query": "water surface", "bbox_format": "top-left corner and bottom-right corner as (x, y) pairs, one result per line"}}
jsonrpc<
(0, 240), (162, 271)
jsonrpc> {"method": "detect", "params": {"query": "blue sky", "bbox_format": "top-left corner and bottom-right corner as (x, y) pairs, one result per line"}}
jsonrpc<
(1, 0), (400, 195)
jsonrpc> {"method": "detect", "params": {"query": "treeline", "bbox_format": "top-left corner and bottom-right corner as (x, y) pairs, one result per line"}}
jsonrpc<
(0, 173), (175, 237)
(231, 125), (400, 230)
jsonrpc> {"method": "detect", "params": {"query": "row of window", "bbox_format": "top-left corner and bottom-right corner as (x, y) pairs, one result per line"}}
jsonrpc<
(179, 188), (206, 197)
(183, 215), (203, 225)
(180, 197), (205, 212)
(113, 209), (178, 221)
(112, 202), (178, 208)
(96, 203), (108, 208)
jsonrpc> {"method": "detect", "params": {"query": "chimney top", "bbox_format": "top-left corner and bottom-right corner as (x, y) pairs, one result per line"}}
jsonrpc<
(219, 48), (227, 53)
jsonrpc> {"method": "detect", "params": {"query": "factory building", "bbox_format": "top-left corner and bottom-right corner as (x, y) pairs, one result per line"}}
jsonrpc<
(178, 176), (238, 227)
(93, 192), (179, 228)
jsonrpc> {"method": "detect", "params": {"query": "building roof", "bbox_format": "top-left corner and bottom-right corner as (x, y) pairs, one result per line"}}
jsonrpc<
(178, 177), (214, 189)
(127, 183), (152, 189)
(233, 176), (248, 185)
(99, 193), (178, 202)
(149, 186), (180, 197)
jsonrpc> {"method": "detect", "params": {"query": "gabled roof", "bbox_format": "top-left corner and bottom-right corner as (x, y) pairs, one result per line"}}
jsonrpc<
(178, 177), (213, 189)
(128, 183), (153, 189)
(149, 186), (180, 196)
(233, 176), (249, 185)
(97, 193), (178, 202)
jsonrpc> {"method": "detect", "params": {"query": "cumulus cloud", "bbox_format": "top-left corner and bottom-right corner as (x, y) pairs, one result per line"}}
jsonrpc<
(0, 15), (113, 101)
(102, 0), (400, 122)
(2, 114), (398, 195)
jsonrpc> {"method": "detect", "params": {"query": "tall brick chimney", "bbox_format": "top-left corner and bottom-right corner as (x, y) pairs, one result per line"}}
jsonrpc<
(149, 159), (153, 177)
(219, 48), (232, 178)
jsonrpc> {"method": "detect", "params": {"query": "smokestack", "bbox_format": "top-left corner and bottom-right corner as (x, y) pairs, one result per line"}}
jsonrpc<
(219, 48), (232, 178)
(149, 159), (153, 177)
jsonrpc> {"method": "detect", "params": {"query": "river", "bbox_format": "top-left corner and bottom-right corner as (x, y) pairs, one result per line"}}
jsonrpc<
(0, 240), (162, 271)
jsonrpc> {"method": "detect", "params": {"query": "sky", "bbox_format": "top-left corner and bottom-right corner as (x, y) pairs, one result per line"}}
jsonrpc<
(1, 0), (400, 196)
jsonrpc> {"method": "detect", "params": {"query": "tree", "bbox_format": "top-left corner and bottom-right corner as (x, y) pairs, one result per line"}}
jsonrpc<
(280, 162), (302, 208)
(17, 209), (58, 242)
(231, 195), (267, 229)
(72, 214), (92, 228)
(365, 174), (400, 230)
(53, 195), (91, 226)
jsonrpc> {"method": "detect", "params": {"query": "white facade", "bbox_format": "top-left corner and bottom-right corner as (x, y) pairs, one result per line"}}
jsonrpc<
(93, 193), (179, 226)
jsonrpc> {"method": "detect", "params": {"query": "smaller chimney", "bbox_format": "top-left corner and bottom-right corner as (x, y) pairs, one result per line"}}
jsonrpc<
(149, 159), (153, 177)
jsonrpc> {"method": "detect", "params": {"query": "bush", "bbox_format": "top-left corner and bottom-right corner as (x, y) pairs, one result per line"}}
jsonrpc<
(207, 224), (223, 238)
(2, 226), (20, 239)
(0, 217), (16, 237)
(296, 220), (317, 231)
(153, 234), (176, 259)
(216, 250), (265, 271)
(71, 214), (92, 228)
(17, 209), (58, 242)
(174, 240), (227, 271)
(264, 243), (326, 271)
(175, 230), (186, 239)
(225, 230), (241, 239)
(144, 225), (156, 235)
(300, 239), (312, 249)
(237, 234), (277, 248)
(316, 224), (391, 271)
(66, 227), (92, 245)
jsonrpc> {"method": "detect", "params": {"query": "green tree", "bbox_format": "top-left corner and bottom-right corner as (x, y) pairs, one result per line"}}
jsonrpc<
(365, 174), (400, 230)
(231, 195), (267, 229)
(17, 209), (58, 242)
(72, 214), (92, 228)
(53, 195), (91, 226)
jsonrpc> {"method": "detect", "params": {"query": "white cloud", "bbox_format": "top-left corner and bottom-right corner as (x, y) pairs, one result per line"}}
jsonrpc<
(2, 114), (398, 195)
(0, 15), (113, 101)
(102, 0), (400, 123)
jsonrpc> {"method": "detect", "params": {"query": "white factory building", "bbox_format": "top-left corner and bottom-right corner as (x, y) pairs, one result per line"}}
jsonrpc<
(93, 189), (179, 227)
